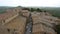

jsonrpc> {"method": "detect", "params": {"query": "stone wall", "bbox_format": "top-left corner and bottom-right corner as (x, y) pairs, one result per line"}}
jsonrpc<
(3, 13), (19, 25)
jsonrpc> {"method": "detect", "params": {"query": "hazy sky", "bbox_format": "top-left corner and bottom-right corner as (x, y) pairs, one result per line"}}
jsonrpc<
(0, 0), (60, 7)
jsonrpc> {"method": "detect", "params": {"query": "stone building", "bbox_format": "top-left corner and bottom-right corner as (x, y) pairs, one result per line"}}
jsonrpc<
(0, 7), (27, 34)
(21, 10), (30, 17)
(0, 7), (23, 25)
(31, 12), (59, 34)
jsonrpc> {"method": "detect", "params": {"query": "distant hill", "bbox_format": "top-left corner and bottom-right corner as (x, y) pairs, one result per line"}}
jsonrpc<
(0, 6), (14, 14)
(39, 7), (60, 17)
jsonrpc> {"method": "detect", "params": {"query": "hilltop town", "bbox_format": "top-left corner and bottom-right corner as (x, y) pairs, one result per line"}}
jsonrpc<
(0, 7), (60, 34)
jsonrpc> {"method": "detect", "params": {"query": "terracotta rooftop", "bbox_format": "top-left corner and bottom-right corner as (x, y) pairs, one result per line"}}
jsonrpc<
(0, 9), (19, 21)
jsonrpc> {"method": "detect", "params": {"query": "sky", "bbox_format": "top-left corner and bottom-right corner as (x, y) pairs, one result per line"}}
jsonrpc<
(0, 0), (60, 7)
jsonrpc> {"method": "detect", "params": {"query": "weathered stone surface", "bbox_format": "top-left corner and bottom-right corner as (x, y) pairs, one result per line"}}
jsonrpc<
(32, 12), (58, 34)
(4, 16), (26, 34)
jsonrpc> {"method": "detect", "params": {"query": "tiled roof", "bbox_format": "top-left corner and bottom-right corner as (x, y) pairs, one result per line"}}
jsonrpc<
(0, 9), (18, 21)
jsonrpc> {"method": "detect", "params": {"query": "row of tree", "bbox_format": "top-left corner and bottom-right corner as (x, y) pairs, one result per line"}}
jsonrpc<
(30, 8), (42, 12)
(22, 8), (47, 12)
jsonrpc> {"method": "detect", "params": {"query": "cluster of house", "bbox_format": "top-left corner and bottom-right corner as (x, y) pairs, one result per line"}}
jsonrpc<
(0, 7), (60, 34)
(0, 7), (30, 34)
(0, 7), (21, 25)
(31, 11), (60, 34)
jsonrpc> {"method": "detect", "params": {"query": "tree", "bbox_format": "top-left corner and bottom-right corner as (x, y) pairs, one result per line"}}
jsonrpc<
(22, 8), (30, 11)
(37, 8), (40, 11)
(44, 10), (46, 12)
(56, 25), (60, 34)
(37, 8), (42, 12)
(30, 8), (34, 12)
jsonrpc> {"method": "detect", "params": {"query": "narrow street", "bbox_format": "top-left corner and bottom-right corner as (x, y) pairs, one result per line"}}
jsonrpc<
(25, 13), (33, 34)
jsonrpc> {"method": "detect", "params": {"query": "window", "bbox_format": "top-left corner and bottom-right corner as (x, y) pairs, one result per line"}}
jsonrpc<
(7, 29), (10, 32)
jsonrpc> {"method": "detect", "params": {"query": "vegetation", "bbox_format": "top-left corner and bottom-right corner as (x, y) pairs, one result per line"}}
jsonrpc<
(0, 6), (14, 14)
(0, 8), (6, 14)
(26, 7), (60, 18)
(56, 25), (60, 34)
(24, 8), (43, 12)
(30, 8), (35, 12)
(36, 8), (42, 12)
(39, 7), (60, 17)
(0, 10), (6, 14)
